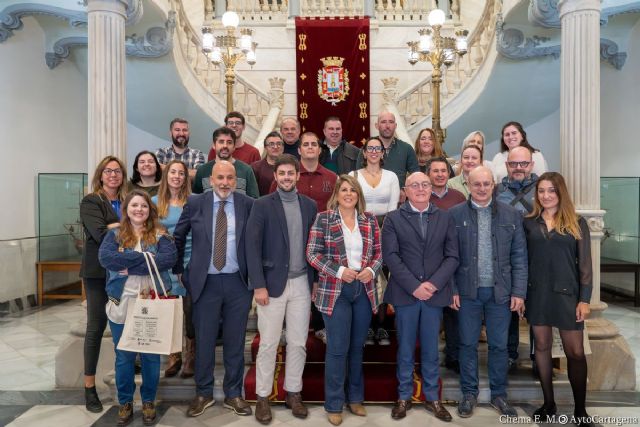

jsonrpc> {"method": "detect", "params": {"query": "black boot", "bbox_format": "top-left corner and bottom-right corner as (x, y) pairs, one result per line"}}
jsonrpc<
(85, 386), (103, 413)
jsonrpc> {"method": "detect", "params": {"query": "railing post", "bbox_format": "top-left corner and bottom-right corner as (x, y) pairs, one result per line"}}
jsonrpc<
(289, 0), (301, 18)
(364, 0), (374, 17)
(214, 0), (226, 17)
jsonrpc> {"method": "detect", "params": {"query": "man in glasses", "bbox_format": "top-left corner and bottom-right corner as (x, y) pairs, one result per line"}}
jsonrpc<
(495, 146), (538, 375)
(319, 116), (359, 175)
(382, 172), (459, 421)
(251, 131), (285, 196)
(208, 112), (261, 165)
(449, 166), (527, 419)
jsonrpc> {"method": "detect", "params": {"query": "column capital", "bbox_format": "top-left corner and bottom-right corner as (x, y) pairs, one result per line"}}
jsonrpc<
(576, 209), (606, 234)
(86, 0), (128, 17)
(558, 0), (601, 18)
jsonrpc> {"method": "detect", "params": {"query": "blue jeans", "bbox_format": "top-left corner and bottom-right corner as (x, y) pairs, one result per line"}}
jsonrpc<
(458, 287), (511, 399)
(321, 281), (372, 413)
(395, 301), (442, 401)
(109, 320), (161, 405)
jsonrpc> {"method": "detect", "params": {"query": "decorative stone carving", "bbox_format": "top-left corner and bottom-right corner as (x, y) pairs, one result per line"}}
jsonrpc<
(125, 11), (176, 58)
(0, 4), (87, 43)
(268, 77), (285, 110)
(45, 36), (87, 69)
(529, 0), (561, 29)
(600, 38), (627, 70)
(381, 77), (399, 104)
(496, 15), (560, 60)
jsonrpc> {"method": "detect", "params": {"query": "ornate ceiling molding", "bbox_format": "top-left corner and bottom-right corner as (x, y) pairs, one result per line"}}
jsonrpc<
(600, 38), (627, 69)
(529, 0), (640, 27)
(45, 13), (176, 69)
(0, 3), (87, 43)
(600, 1), (640, 25)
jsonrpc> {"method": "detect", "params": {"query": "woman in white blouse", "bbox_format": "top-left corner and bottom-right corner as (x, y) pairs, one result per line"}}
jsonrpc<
(492, 121), (548, 182)
(350, 137), (399, 346)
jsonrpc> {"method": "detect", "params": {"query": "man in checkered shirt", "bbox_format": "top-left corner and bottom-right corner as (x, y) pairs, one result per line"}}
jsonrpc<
(156, 118), (205, 179)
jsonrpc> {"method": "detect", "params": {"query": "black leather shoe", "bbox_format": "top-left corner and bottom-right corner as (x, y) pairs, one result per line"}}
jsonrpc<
(425, 400), (452, 422)
(186, 395), (215, 417)
(224, 397), (253, 416)
(117, 402), (133, 426)
(391, 399), (412, 419)
(84, 386), (103, 413)
(533, 403), (557, 423)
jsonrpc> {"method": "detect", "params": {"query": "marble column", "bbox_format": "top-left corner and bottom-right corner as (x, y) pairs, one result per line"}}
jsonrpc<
(558, 0), (635, 390)
(87, 0), (128, 175)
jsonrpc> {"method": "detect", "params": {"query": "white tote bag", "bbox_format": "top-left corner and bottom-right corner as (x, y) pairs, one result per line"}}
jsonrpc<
(117, 252), (183, 355)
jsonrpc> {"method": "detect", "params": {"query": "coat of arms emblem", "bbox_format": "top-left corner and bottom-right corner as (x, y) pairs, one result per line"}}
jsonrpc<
(318, 56), (349, 106)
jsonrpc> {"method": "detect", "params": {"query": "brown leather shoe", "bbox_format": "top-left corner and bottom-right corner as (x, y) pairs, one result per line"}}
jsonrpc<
(186, 395), (214, 417)
(327, 412), (343, 426)
(254, 396), (272, 425)
(224, 396), (253, 416)
(285, 392), (308, 419)
(180, 337), (195, 378)
(164, 352), (182, 377)
(391, 399), (412, 419)
(142, 401), (156, 425)
(425, 400), (452, 422)
(348, 403), (366, 416)
(117, 402), (133, 426)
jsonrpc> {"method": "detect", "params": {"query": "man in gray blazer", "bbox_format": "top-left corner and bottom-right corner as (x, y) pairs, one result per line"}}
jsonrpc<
(246, 155), (318, 424)
(382, 172), (459, 421)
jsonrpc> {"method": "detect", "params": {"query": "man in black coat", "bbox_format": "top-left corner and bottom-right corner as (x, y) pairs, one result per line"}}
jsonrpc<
(382, 172), (459, 421)
(319, 116), (359, 175)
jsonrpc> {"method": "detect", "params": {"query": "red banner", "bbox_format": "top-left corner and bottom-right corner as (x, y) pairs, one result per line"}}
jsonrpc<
(295, 17), (370, 146)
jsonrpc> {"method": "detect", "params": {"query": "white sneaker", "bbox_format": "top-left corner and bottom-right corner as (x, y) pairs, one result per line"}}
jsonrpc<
(365, 328), (375, 345)
(375, 328), (390, 346)
(314, 328), (327, 344)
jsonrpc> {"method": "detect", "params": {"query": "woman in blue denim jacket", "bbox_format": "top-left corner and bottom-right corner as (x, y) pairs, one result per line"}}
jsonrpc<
(99, 189), (177, 426)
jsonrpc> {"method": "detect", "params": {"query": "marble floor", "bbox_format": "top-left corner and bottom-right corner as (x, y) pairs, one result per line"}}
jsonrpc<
(0, 296), (638, 426)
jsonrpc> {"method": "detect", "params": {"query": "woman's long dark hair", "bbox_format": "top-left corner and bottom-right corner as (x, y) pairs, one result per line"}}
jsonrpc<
(500, 121), (540, 153)
(131, 150), (162, 184)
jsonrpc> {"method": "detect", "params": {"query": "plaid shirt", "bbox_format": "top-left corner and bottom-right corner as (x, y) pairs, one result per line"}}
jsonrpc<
(155, 146), (205, 170)
(306, 210), (383, 316)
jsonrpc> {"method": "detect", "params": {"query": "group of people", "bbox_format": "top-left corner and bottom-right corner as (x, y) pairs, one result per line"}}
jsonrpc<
(79, 111), (594, 427)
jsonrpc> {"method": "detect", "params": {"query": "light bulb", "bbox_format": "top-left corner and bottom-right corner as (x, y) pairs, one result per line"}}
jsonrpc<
(428, 9), (446, 27)
(202, 30), (214, 53)
(209, 47), (222, 64)
(222, 10), (240, 28)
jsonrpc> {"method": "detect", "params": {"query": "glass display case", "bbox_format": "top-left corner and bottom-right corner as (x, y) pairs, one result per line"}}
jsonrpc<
(37, 173), (88, 262)
(600, 177), (640, 263)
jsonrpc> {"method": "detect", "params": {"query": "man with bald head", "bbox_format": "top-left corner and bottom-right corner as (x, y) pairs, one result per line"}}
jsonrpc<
(280, 117), (302, 159)
(495, 146), (538, 372)
(174, 160), (255, 418)
(356, 111), (419, 190)
(382, 172), (459, 421)
(449, 166), (527, 418)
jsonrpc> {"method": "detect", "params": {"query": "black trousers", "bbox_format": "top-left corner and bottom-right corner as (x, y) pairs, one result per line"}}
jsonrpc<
(84, 278), (108, 376)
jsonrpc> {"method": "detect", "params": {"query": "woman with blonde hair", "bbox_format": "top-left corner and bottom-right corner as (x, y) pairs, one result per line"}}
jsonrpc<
(306, 175), (383, 426)
(457, 131), (496, 180)
(80, 155), (127, 413)
(523, 172), (593, 426)
(447, 145), (481, 198)
(99, 189), (177, 425)
(152, 160), (195, 378)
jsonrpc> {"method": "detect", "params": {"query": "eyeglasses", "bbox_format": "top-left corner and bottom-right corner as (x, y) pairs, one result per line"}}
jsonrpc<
(405, 182), (432, 190)
(265, 141), (284, 148)
(365, 146), (384, 153)
(506, 161), (531, 168)
(226, 120), (243, 126)
(471, 182), (493, 189)
(103, 168), (123, 176)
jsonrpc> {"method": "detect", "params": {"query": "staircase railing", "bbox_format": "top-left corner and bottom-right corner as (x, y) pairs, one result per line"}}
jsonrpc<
(390, 0), (501, 134)
(171, 0), (275, 134)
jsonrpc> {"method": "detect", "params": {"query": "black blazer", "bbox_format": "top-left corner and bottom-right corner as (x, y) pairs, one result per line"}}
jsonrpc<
(80, 193), (120, 279)
(173, 191), (254, 303)
(246, 192), (318, 297)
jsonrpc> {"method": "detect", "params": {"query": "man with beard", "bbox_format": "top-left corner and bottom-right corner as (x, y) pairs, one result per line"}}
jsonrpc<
(156, 118), (205, 179)
(208, 112), (261, 165)
(174, 160), (254, 418)
(495, 146), (538, 374)
(356, 111), (419, 195)
(193, 127), (259, 198)
(246, 154), (318, 424)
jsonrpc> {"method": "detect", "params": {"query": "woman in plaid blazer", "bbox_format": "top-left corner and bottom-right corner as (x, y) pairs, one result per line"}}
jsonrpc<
(306, 175), (383, 425)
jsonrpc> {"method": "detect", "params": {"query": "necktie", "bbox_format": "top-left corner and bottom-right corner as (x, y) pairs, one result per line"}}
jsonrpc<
(213, 200), (227, 270)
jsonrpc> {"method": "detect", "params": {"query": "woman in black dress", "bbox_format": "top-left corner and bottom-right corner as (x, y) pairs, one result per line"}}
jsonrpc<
(524, 172), (593, 426)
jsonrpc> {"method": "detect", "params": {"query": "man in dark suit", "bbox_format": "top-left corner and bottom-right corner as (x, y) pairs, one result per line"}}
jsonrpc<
(174, 160), (254, 418)
(382, 172), (459, 421)
(246, 154), (317, 424)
